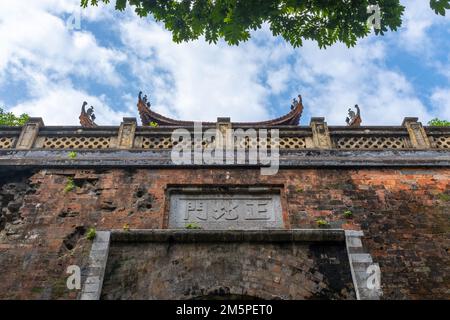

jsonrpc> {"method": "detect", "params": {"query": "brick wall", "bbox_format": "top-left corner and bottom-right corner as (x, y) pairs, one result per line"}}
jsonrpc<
(0, 168), (449, 299)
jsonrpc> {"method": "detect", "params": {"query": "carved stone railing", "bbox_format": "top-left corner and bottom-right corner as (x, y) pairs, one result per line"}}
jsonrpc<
(0, 126), (21, 149)
(135, 124), (314, 150)
(0, 117), (449, 151)
(330, 126), (411, 150)
(36, 127), (118, 149)
(426, 126), (450, 149)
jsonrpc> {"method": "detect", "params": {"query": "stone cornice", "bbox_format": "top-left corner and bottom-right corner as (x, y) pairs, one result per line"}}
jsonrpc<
(1, 117), (448, 169)
(0, 149), (448, 169)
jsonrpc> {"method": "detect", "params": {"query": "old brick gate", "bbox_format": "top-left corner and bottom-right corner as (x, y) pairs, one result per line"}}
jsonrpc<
(0, 95), (449, 299)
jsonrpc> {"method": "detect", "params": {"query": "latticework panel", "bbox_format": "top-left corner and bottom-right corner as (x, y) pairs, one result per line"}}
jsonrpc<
(237, 137), (307, 149)
(433, 136), (450, 149)
(42, 136), (111, 149)
(334, 136), (406, 149)
(142, 136), (219, 149)
(279, 137), (307, 149)
(141, 136), (307, 149)
(142, 136), (173, 149)
(0, 137), (14, 149)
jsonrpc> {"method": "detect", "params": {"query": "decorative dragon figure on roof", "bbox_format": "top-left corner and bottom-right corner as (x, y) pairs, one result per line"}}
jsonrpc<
(291, 95), (302, 110)
(346, 104), (362, 127)
(79, 101), (97, 128)
(139, 91), (151, 109)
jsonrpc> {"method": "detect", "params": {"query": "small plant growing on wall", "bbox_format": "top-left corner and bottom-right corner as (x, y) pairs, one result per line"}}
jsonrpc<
(149, 121), (159, 128)
(316, 219), (329, 228)
(185, 222), (202, 230)
(343, 210), (353, 218)
(86, 227), (96, 240)
(64, 177), (75, 193)
(68, 151), (77, 159)
(123, 223), (130, 231)
(438, 194), (450, 202)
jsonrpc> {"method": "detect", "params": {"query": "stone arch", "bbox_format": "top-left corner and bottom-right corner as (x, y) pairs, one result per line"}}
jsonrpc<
(101, 236), (356, 300)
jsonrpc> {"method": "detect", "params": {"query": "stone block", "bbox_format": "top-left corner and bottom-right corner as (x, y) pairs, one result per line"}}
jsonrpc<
(168, 193), (284, 230)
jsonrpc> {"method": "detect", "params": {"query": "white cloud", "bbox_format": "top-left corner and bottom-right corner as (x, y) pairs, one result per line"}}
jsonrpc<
(118, 13), (445, 125)
(119, 19), (283, 122)
(398, 0), (434, 52)
(0, 0), (128, 125)
(266, 66), (291, 94)
(291, 38), (435, 125)
(430, 88), (450, 120)
(0, 0), (124, 87)
(10, 85), (125, 125)
(397, 0), (450, 56)
(0, 0), (449, 127)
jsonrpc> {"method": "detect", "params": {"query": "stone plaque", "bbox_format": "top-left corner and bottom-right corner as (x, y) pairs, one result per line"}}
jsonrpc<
(169, 193), (283, 230)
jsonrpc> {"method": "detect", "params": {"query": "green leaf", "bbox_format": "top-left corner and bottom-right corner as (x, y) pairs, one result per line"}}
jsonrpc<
(115, 0), (127, 11)
(430, 0), (450, 16)
(428, 118), (450, 126)
(79, 0), (449, 48)
(0, 107), (30, 126)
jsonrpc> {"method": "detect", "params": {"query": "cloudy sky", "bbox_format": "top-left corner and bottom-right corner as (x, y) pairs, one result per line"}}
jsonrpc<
(0, 0), (449, 125)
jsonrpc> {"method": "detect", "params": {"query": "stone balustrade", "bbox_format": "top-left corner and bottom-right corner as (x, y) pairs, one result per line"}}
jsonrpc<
(1, 117), (449, 151)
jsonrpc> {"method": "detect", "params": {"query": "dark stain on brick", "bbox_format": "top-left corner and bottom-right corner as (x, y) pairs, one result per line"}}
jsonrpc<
(134, 185), (155, 211)
(309, 243), (355, 299)
(101, 200), (117, 212)
(62, 226), (86, 251)
(0, 170), (36, 231)
(58, 209), (80, 218)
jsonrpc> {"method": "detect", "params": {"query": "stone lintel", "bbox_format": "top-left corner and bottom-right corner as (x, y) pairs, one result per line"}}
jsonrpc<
(401, 117), (419, 126)
(122, 117), (138, 124)
(217, 117), (231, 123)
(310, 117), (325, 124)
(110, 229), (346, 243)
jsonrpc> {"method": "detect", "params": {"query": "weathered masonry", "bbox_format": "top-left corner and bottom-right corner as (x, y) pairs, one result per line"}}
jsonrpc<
(0, 95), (449, 300)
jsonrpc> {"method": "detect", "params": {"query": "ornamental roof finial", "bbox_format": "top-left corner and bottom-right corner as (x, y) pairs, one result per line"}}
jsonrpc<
(291, 94), (302, 110)
(346, 104), (362, 127)
(139, 91), (151, 108)
(79, 101), (97, 127)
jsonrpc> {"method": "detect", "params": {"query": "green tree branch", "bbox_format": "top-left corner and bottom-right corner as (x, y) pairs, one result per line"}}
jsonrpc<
(80, 0), (449, 48)
(0, 108), (30, 126)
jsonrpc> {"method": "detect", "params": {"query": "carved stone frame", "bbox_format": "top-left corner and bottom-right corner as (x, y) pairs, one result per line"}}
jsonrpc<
(162, 184), (290, 229)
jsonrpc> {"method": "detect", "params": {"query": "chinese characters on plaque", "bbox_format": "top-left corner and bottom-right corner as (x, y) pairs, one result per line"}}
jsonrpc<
(169, 194), (283, 229)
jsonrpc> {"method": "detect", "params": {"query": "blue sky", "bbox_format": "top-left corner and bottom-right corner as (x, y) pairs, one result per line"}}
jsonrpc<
(0, 0), (449, 126)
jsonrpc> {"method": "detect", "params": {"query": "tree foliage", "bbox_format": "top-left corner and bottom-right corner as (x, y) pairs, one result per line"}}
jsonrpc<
(428, 118), (450, 127)
(81, 0), (449, 48)
(0, 108), (29, 126)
